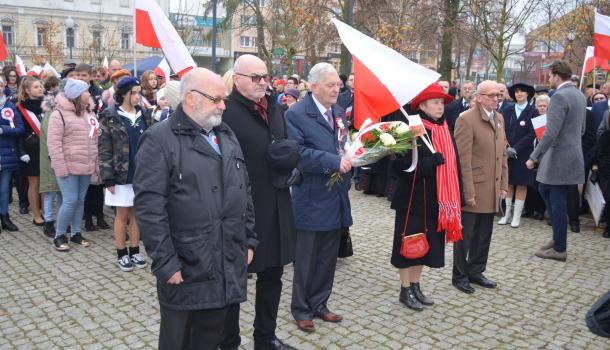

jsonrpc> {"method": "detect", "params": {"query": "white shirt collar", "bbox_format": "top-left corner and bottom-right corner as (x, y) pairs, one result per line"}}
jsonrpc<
(483, 107), (494, 118)
(312, 94), (330, 117)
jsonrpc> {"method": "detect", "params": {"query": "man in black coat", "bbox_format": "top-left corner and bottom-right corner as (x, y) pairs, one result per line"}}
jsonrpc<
(223, 54), (297, 350)
(443, 80), (474, 132)
(134, 68), (258, 350)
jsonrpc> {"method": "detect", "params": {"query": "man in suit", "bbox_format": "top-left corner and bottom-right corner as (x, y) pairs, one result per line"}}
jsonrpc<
(527, 60), (587, 262)
(286, 62), (353, 333)
(223, 54), (297, 350)
(444, 80), (475, 132)
(497, 83), (513, 117)
(453, 80), (509, 294)
(337, 73), (354, 127)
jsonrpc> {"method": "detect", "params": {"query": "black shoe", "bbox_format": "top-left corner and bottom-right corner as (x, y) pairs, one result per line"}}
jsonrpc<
(570, 222), (580, 233)
(53, 235), (70, 251)
(452, 280), (475, 294)
(410, 282), (434, 306)
(399, 286), (424, 311)
(70, 233), (91, 247)
(19, 206), (28, 214)
(533, 212), (545, 220)
(43, 221), (55, 238)
(603, 231), (610, 238)
(522, 210), (533, 218)
(1, 214), (18, 231)
(254, 338), (297, 350)
(32, 219), (44, 226)
(84, 216), (97, 232)
(547, 219), (552, 226)
(97, 217), (110, 229)
(469, 275), (497, 289)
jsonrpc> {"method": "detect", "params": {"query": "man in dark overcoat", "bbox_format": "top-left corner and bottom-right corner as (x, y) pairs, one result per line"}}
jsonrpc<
(222, 54), (297, 350)
(443, 80), (474, 133)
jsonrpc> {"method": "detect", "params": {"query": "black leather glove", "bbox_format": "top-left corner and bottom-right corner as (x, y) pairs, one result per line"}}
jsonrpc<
(591, 169), (599, 184)
(505, 147), (517, 159)
(432, 152), (445, 166)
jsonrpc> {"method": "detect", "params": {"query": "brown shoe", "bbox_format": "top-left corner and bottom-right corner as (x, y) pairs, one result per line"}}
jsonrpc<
(296, 319), (315, 333)
(318, 312), (343, 323)
(535, 248), (567, 262)
(539, 240), (555, 251)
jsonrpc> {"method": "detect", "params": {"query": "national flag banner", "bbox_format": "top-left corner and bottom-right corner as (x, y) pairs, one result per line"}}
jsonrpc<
(331, 19), (440, 130)
(27, 65), (44, 78)
(102, 56), (109, 78)
(135, 0), (196, 77)
(595, 11), (610, 61)
(531, 114), (547, 141)
(583, 46), (610, 74)
(154, 57), (171, 84)
(43, 62), (60, 78)
(15, 55), (26, 76)
(0, 30), (8, 62)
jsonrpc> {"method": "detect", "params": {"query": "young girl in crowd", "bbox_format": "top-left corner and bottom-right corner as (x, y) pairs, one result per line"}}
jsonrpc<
(99, 77), (151, 271)
(140, 70), (158, 108)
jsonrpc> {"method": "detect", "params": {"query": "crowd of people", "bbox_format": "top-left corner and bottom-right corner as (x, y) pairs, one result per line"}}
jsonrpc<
(0, 54), (602, 349)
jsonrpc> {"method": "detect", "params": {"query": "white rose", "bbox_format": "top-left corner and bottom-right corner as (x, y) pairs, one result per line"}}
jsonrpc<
(395, 122), (410, 134)
(379, 133), (396, 146)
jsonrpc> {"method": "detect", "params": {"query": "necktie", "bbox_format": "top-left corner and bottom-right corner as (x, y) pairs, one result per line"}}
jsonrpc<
(324, 109), (334, 129)
(463, 100), (469, 109)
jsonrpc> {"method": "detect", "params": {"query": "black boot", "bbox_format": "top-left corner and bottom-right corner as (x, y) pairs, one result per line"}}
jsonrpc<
(1, 214), (19, 231)
(97, 214), (110, 230)
(410, 282), (434, 306)
(399, 286), (423, 311)
(84, 215), (97, 232)
(43, 221), (55, 238)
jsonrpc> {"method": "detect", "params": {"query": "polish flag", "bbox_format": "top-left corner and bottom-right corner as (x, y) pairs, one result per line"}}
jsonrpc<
(43, 62), (61, 78)
(27, 65), (44, 78)
(583, 46), (610, 74)
(332, 19), (440, 130)
(135, 0), (196, 77)
(595, 11), (610, 61)
(0, 30), (7, 61)
(154, 57), (171, 84)
(531, 114), (547, 141)
(102, 56), (109, 78)
(15, 55), (26, 76)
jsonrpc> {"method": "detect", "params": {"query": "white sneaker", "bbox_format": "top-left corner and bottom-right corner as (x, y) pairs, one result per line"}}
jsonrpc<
(130, 253), (147, 269)
(118, 255), (134, 272)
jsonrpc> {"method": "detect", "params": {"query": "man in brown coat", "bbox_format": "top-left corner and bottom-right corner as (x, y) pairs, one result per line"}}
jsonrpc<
(452, 80), (508, 294)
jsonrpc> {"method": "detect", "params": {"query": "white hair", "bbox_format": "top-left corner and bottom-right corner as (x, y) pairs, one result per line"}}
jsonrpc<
(308, 62), (338, 85)
(535, 94), (550, 106)
(179, 70), (198, 100)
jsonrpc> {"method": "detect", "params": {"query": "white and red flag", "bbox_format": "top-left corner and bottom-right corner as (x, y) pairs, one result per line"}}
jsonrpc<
(15, 55), (26, 76)
(331, 19), (440, 130)
(595, 11), (610, 61)
(154, 57), (171, 84)
(531, 114), (547, 141)
(135, 0), (195, 77)
(102, 56), (109, 78)
(0, 30), (7, 61)
(584, 45), (610, 74)
(43, 62), (61, 78)
(27, 65), (44, 78)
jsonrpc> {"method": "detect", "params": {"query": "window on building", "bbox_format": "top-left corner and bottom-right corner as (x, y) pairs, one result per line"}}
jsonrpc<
(258, 0), (266, 6)
(66, 27), (75, 48)
(240, 36), (254, 48)
(119, 0), (130, 8)
(37, 27), (47, 47)
(240, 15), (256, 26)
(91, 30), (101, 48)
(121, 32), (130, 50)
(2, 24), (14, 46)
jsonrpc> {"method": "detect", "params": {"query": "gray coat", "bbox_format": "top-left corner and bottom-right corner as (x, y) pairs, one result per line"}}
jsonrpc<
(530, 83), (586, 185)
(134, 105), (258, 311)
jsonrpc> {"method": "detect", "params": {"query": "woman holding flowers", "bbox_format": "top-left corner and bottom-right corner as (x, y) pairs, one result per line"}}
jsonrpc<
(390, 82), (463, 311)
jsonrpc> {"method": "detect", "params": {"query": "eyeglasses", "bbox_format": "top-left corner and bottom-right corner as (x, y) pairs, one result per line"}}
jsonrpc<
(235, 72), (271, 83)
(190, 90), (227, 104)
(479, 93), (502, 99)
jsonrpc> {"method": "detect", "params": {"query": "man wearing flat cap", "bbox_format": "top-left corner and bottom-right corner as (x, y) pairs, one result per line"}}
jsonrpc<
(223, 54), (298, 350)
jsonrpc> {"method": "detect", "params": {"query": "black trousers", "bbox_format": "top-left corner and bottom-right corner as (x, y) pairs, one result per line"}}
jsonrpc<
(159, 303), (240, 350)
(253, 266), (284, 346)
(525, 182), (546, 214)
(291, 229), (342, 321)
(452, 212), (495, 283)
(567, 184), (580, 224)
(14, 167), (28, 209)
(84, 184), (104, 217)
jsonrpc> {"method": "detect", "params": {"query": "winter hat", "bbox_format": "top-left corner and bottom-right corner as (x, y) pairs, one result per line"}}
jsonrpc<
(115, 76), (140, 92)
(410, 82), (454, 110)
(285, 88), (299, 100)
(64, 78), (89, 100)
(163, 80), (181, 110)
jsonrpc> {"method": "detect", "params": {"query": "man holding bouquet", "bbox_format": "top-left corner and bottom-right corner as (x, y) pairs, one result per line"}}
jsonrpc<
(286, 62), (353, 333)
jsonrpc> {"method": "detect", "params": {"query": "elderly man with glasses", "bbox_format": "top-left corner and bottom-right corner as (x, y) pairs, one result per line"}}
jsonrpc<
(452, 80), (509, 294)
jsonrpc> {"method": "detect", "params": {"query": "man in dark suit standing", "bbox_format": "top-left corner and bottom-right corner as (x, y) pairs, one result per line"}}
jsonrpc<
(223, 54), (297, 350)
(444, 80), (474, 132)
(497, 83), (513, 117)
(286, 62), (353, 333)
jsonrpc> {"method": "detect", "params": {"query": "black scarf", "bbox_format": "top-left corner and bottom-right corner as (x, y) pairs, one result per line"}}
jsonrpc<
(22, 98), (43, 115)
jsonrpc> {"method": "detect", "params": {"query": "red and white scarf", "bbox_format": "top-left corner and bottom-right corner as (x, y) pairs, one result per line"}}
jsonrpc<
(16, 103), (41, 137)
(422, 118), (462, 243)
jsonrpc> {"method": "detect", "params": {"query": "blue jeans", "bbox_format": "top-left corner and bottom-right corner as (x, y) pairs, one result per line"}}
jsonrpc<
(0, 169), (14, 215)
(56, 175), (91, 238)
(43, 191), (63, 222)
(538, 183), (569, 252)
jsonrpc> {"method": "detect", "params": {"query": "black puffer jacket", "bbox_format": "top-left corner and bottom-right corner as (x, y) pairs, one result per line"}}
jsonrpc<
(134, 104), (258, 311)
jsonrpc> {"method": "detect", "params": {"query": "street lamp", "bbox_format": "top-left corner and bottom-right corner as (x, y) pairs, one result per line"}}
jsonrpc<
(65, 16), (75, 59)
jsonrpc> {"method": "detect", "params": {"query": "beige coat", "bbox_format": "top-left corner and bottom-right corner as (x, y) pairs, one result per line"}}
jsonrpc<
(454, 104), (508, 214)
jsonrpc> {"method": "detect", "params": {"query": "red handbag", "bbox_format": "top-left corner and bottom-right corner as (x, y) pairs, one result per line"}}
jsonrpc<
(400, 168), (430, 259)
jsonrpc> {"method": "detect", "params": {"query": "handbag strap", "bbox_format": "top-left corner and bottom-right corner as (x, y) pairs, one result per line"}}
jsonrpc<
(401, 168), (427, 238)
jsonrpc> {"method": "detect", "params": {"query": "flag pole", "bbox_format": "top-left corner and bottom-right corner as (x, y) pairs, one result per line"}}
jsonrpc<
(593, 56), (597, 91)
(133, 0), (137, 78)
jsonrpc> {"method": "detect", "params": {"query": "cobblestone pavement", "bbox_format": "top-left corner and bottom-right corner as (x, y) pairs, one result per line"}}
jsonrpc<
(1, 190), (610, 349)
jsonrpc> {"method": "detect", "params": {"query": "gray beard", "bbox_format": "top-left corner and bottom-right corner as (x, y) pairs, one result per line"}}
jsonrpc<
(195, 112), (222, 131)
